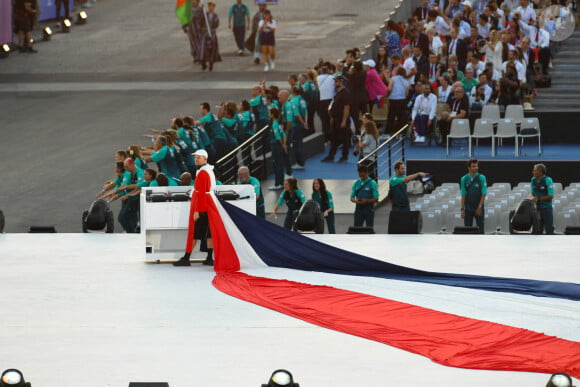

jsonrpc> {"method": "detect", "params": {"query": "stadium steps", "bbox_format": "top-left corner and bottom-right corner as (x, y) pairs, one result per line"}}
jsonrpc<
(533, 29), (580, 111)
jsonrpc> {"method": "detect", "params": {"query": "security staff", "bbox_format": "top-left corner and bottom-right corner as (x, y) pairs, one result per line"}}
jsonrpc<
(530, 163), (554, 234)
(460, 158), (487, 233)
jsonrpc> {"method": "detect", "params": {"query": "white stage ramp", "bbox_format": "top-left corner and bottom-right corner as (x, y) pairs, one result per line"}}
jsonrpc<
(0, 233), (578, 387)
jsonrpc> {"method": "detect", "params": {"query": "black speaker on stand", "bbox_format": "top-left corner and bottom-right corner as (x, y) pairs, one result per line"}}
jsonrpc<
(388, 211), (423, 234)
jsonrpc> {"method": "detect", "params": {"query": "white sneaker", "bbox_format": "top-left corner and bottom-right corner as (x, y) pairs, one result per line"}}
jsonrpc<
(270, 61), (275, 70)
(284, 174), (293, 179)
(268, 185), (282, 190)
(416, 136), (425, 143)
(264, 63), (270, 72)
(291, 164), (304, 170)
(238, 49), (243, 55)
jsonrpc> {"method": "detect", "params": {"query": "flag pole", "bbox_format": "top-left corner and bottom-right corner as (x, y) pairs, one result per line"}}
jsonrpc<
(200, 0), (212, 38)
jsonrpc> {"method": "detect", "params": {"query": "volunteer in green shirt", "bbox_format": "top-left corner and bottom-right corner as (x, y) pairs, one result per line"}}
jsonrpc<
(350, 164), (379, 227)
(531, 163), (555, 235)
(198, 102), (228, 160)
(312, 177), (335, 233)
(289, 85), (308, 169)
(267, 107), (287, 190)
(249, 84), (271, 132)
(389, 161), (428, 212)
(114, 158), (144, 233)
(270, 177), (306, 230)
(460, 158), (487, 234)
(146, 136), (182, 181)
(228, 0), (250, 55)
(237, 166), (265, 218)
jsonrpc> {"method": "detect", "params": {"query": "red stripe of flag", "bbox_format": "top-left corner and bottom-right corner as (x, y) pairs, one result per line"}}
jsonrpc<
(213, 272), (580, 377)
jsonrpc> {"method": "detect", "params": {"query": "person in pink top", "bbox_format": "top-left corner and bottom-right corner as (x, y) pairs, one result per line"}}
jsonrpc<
(363, 59), (388, 114)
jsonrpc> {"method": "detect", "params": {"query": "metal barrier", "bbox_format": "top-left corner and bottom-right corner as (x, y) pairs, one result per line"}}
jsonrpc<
(358, 124), (408, 200)
(215, 125), (270, 185)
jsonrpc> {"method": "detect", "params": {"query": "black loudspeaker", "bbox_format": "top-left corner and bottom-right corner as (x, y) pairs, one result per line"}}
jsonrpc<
(388, 211), (422, 234)
(452, 226), (480, 234)
(128, 383), (169, 387)
(347, 226), (375, 234)
(28, 225), (57, 233)
(564, 226), (580, 235)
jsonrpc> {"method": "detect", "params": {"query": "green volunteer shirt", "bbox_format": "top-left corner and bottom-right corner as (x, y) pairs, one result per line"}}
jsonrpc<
(460, 173), (488, 212)
(351, 177), (379, 201)
(312, 190), (334, 212)
(276, 189), (306, 209)
(118, 168), (145, 200)
(290, 95), (308, 127)
(269, 119), (285, 144)
(228, 2), (250, 26)
(531, 176), (554, 209)
(238, 176), (264, 208)
(200, 112), (226, 140)
(388, 175), (409, 210)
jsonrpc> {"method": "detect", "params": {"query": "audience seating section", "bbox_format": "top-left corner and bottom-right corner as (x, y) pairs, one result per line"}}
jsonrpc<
(410, 182), (580, 234)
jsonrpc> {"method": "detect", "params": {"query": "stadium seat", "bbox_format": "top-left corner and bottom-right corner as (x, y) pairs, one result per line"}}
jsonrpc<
(555, 211), (580, 234)
(481, 104), (500, 125)
(471, 119), (495, 156)
(553, 182), (563, 195)
(484, 207), (500, 233)
(422, 211), (442, 233)
(446, 119), (471, 157)
(505, 104), (524, 127)
(491, 182), (512, 194)
(518, 117), (542, 156)
(495, 119), (518, 156)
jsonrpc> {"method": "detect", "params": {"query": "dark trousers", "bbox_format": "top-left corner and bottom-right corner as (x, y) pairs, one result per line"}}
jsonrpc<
(56, 0), (70, 20)
(233, 26), (245, 51)
(306, 100), (318, 134)
(318, 99), (332, 141)
(386, 99), (408, 134)
(271, 142), (285, 186)
(327, 119), (350, 159)
(118, 199), (139, 233)
(324, 211), (336, 234)
(354, 204), (375, 227)
(290, 124), (305, 166)
(350, 96), (368, 133)
(538, 206), (555, 235)
(284, 210), (298, 230)
(464, 210), (485, 234)
(415, 114), (430, 137)
(538, 47), (551, 74)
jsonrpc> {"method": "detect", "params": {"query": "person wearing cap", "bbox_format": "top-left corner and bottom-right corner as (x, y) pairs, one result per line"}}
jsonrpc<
(363, 59), (387, 114)
(321, 75), (352, 163)
(228, 0), (250, 56)
(258, 9), (277, 71)
(174, 149), (217, 266)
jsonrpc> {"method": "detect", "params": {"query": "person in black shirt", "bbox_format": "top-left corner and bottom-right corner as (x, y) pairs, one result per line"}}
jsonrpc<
(321, 76), (352, 163)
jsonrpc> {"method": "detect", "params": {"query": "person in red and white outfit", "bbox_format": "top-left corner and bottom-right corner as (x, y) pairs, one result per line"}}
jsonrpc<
(174, 149), (217, 267)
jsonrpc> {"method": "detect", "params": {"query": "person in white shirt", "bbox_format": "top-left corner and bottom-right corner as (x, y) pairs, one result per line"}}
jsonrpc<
(316, 66), (336, 143)
(502, 49), (526, 83)
(425, 27), (444, 55)
(402, 47), (417, 85)
(411, 82), (438, 143)
(429, 9), (452, 36)
(470, 72), (493, 106)
(514, 0), (536, 24)
(517, 18), (551, 74)
(466, 54), (486, 77)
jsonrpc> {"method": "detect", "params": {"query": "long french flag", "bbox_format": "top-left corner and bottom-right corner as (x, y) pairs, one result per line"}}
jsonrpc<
(205, 195), (580, 378)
